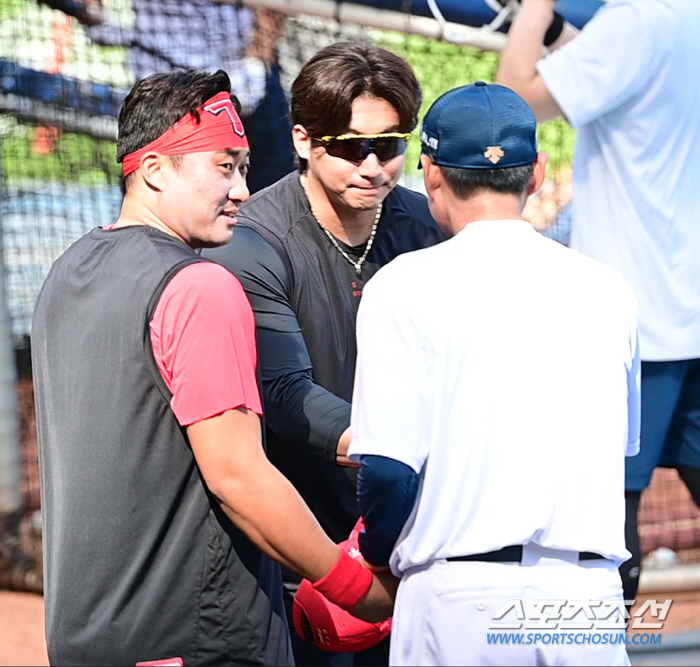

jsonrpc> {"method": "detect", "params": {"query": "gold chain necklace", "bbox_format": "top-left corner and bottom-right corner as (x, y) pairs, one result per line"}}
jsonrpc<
(301, 178), (382, 275)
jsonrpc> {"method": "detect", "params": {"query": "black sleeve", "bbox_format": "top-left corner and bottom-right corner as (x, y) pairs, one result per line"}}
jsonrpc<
(204, 226), (350, 461)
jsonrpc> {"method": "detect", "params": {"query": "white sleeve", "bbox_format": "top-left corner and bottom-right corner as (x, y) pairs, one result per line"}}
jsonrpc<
(626, 324), (641, 458)
(537, 0), (670, 128)
(348, 275), (432, 474)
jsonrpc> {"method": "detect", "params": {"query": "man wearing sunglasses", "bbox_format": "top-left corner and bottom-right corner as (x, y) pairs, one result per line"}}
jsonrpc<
(205, 41), (445, 666)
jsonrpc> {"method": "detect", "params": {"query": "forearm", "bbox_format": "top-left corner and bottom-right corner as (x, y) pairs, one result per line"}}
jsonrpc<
(496, 0), (567, 122)
(206, 229), (353, 463)
(218, 450), (394, 621)
(245, 8), (287, 67)
(498, 0), (554, 90)
(189, 410), (336, 580)
(264, 368), (351, 463)
(218, 450), (340, 580)
(188, 409), (394, 620)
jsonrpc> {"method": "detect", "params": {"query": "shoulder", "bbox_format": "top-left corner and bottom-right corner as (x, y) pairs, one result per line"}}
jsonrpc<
(236, 172), (307, 239)
(58, 227), (199, 276)
(583, 0), (671, 28)
(383, 185), (433, 226)
(570, 0), (676, 53)
(358, 247), (439, 339)
(203, 225), (290, 291)
(142, 229), (201, 272)
(592, 260), (638, 308)
(366, 238), (444, 298)
(615, 0), (677, 23)
(538, 0), (673, 109)
(161, 261), (250, 313)
(204, 224), (275, 268)
(555, 243), (638, 313)
(376, 185), (446, 247)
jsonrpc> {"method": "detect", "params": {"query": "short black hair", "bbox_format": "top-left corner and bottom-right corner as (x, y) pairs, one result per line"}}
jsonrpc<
(117, 68), (240, 194)
(438, 163), (535, 200)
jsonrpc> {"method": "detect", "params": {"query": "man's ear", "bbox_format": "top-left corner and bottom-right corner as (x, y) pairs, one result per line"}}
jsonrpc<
(528, 151), (549, 197)
(139, 152), (169, 192)
(292, 124), (311, 162)
(421, 155), (442, 199)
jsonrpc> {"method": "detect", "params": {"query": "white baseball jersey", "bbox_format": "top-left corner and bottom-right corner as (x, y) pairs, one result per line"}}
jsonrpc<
(537, 0), (700, 361)
(348, 219), (640, 576)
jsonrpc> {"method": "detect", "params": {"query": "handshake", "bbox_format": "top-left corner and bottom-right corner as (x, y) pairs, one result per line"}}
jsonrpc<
(293, 519), (396, 653)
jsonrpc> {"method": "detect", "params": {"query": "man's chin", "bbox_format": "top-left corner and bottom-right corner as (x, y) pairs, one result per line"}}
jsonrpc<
(195, 229), (235, 249)
(346, 192), (386, 211)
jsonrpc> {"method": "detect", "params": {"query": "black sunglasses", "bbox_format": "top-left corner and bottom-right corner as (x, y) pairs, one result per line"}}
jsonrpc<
(315, 132), (412, 163)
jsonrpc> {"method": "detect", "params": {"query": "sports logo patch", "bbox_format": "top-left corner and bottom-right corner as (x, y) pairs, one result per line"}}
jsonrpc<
(484, 146), (505, 164)
(203, 98), (246, 137)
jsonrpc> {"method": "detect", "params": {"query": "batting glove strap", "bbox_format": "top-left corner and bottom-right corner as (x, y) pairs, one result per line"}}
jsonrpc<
(312, 550), (373, 611)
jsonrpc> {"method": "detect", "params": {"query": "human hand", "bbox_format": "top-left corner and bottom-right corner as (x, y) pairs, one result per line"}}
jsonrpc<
(293, 522), (395, 650)
(349, 569), (399, 623)
(336, 427), (360, 467)
(245, 8), (288, 67)
(344, 519), (397, 621)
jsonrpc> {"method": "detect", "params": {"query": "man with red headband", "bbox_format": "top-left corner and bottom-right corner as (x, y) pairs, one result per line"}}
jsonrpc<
(31, 68), (395, 667)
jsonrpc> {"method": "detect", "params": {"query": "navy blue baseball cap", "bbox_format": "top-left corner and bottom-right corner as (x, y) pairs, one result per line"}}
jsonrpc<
(419, 82), (537, 170)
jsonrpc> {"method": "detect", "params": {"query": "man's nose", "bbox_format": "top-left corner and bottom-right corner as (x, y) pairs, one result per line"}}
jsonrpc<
(230, 170), (250, 203)
(358, 152), (382, 179)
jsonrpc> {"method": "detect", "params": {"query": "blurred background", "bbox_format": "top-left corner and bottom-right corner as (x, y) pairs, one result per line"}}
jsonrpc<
(1, 0), (699, 652)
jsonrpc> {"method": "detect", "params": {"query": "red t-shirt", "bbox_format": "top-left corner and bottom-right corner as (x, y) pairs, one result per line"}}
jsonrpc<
(149, 261), (262, 426)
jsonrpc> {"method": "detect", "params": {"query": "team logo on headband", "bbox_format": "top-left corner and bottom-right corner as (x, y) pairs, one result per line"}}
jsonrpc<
(203, 97), (246, 137)
(484, 146), (505, 164)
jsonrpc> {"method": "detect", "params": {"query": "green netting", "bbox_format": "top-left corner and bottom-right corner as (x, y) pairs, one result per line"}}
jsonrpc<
(2, 0), (698, 567)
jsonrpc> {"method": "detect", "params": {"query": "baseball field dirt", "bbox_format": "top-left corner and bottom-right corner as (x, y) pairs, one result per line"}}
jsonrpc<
(1, 588), (699, 666)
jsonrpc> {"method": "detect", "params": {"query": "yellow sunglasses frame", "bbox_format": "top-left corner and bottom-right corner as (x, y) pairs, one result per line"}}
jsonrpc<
(315, 132), (412, 144)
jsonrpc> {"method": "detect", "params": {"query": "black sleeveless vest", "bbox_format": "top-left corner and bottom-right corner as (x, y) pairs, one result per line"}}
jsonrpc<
(32, 226), (291, 666)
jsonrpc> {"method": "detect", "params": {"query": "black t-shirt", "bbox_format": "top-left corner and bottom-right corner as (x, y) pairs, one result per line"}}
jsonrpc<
(205, 172), (446, 546)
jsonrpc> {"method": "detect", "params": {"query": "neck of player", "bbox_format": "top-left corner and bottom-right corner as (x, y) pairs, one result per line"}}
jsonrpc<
(301, 172), (380, 247)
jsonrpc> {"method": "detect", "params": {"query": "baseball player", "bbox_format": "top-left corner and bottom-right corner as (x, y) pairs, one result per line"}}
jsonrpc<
(347, 83), (640, 666)
(204, 41), (445, 666)
(31, 67), (394, 666)
(496, 0), (700, 605)
(85, 0), (295, 195)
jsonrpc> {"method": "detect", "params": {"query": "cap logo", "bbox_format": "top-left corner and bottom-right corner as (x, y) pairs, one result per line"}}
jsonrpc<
(484, 146), (505, 164)
(421, 130), (438, 150)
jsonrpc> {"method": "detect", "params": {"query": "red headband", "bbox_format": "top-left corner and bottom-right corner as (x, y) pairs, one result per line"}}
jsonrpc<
(122, 91), (249, 177)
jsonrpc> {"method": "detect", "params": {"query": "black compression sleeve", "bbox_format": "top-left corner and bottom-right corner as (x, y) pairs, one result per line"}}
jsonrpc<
(204, 226), (350, 461)
(257, 327), (350, 460)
